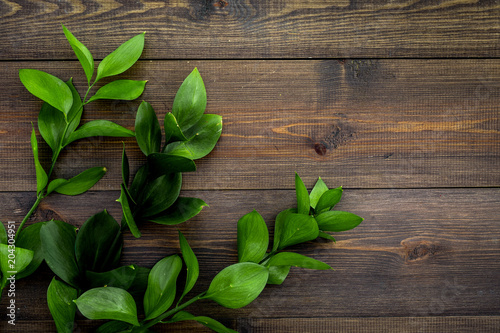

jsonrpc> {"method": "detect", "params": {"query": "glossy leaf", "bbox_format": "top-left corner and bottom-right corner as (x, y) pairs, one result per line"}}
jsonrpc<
(135, 101), (161, 156)
(277, 213), (319, 250)
(315, 211), (364, 232)
(295, 172), (310, 215)
(148, 197), (207, 225)
(0, 244), (33, 288)
(38, 103), (66, 153)
(16, 221), (46, 279)
(87, 80), (147, 103)
(163, 114), (222, 160)
(203, 262), (269, 309)
(40, 220), (80, 288)
(147, 153), (196, 176)
(169, 311), (238, 333)
(19, 69), (73, 116)
(178, 231), (199, 303)
(318, 231), (336, 242)
(95, 32), (145, 82)
(47, 166), (106, 196)
(86, 265), (137, 290)
(309, 177), (329, 210)
(315, 187), (343, 213)
(0, 222), (6, 244)
(164, 112), (187, 143)
(65, 120), (135, 146)
(137, 172), (182, 217)
(267, 265), (290, 285)
(75, 210), (122, 272)
(237, 210), (269, 263)
(118, 183), (141, 238)
(272, 208), (296, 252)
(96, 321), (131, 333)
(172, 68), (207, 132)
(75, 287), (139, 326)
(47, 277), (77, 333)
(143, 255), (182, 320)
(268, 252), (332, 270)
(31, 126), (48, 195)
(62, 24), (94, 84)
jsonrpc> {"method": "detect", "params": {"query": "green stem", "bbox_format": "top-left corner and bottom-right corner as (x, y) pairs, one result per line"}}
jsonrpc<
(15, 193), (43, 240)
(259, 251), (277, 265)
(83, 82), (95, 104)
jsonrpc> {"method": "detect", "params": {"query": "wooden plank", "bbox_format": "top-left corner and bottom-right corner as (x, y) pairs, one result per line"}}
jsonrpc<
(1, 187), (498, 328)
(1, 60), (499, 190)
(0, 1), (499, 59)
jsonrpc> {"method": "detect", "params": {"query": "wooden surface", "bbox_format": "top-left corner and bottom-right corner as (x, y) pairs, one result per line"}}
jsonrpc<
(1, 0), (499, 332)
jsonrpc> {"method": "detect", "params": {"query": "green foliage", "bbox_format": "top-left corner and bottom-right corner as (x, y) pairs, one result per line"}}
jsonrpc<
(47, 167), (107, 195)
(47, 277), (77, 333)
(237, 210), (269, 263)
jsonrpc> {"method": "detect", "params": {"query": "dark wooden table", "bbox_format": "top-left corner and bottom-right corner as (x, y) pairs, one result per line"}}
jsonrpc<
(1, 1), (499, 332)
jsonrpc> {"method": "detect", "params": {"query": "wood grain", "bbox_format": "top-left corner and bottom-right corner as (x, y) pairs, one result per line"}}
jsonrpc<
(0, 0), (499, 59)
(1, 60), (499, 191)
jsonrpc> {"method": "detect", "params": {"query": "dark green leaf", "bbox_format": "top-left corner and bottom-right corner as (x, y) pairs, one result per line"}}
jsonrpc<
(163, 114), (222, 160)
(237, 210), (269, 263)
(147, 153), (196, 176)
(40, 220), (80, 288)
(315, 211), (364, 232)
(143, 255), (182, 320)
(203, 262), (269, 309)
(129, 164), (149, 200)
(75, 287), (139, 326)
(309, 177), (329, 210)
(178, 231), (199, 303)
(271, 208), (296, 252)
(315, 187), (343, 213)
(164, 112), (187, 143)
(148, 197), (207, 225)
(65, 120), (135, 146)
(62, 24), (94, 84)
(277, 213), (319, 250)
(47, 277), (77, 333)
(0, 222), (6, 244)
(47, 166), (107, 196)
(169, 311), (238, 333)
(0, 244), (33, 288)
(267, 265), (290, 285)
(122, 144), (130, 187)
(268, 252), (332, 270)
(87, 80), (147, 103)
(318, 231), (336, 242)
(95, 32), (145, 82)
(19, 69), (73, 116)
(172, 68), (207, 132)
(137, 172), (182, 217)
(127, 265), (151, 298)
(118, 184), (141, 238)
(31, 126), (48, 195)
(96, 321), (132, 333)
(16, 221), (46, 279)
(295, 172), (310, 215)
(86, 266), (137, 290)
(135, 101), (161, 156)
(75, 210), (122, 272)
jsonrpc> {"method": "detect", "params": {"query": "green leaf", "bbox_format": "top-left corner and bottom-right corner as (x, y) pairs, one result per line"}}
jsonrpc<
(295, 172), (310, 215)
(277, 213), (319, 250)
(19, 69), (73, 116)
(137, 172), (182, 217)
(163, 114), (222, 160)
(135, 101), (161, 156)
(129, 164), (149, 200)
(315, 211), (364, 232)
(75, 287), (139, 326)
(268, 252), (332, 270)
(272, 208), (296, 252)
(178, 231), (199, 303)
(31, 126), (48, 195)
(96, 321), (132, 333)
(164, 112), (187, 143)
(147, 153), (196, 176)
(47, 166), (107, 196)
(309, 177), (329, 210)
(122, 144), (130, 187)
(169, 311), (238, 333)
(75, 210), (122, 273)
(47, 277), (77, 333)
(40, 220), (80, 288)
(16, 221), (46, 279)
(172, 68), (207, 132)
(0, 222), (6, 244)
(315, 187), (343, 213)
(95, 32), (145, 82)
(0, 244), (33, 288)
(65, 120), (135, 146)
(267, 265), (290, 285)
(118, 183), (141, 238)
(127, 265), (151, 298)
(148, 197), (207, 225)
(318, 231), (336, 242)
(237, 210), (269, 263)
(143, 255), (182, 320)
(86, 266), (137, 290)
(203, 262), (269, 309)
(65, 79), (84, 137)
(87, 80), (147, 103)
(62, 24), (94, 84)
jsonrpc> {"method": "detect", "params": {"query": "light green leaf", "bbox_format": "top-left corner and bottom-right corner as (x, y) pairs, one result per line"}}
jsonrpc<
(47, 277), (77, 333)
(163, 114), (222, 160)
(268, 252), (332, 270)
(117, 184), (141, 238)
(237, 210), (269, 263)
(16, 221), (46, 279)
(277, 213), (319, 250)
(318, 231), (336, 242)
(164, 112), (187, 143)
(315, 187), (343, 213)
(19, 69), (73, 116)
(87, 80), (147, 103)
(86, 266), (137, 290)
(178, 231), (199, 303)
(47, 166), (107, 196)
(0, 244), (33, 288)
(143, 255), (182, 320)
(148, 197), (207, 225)
(135, 101), (161, 156)
(169, 311), (238, 333)
(172, 68), (207, 132)
(295, 172), (310, 215)
(30, 126), (48, 195)
(136, 172), (182, 217)
(75, 287), (139, 326)
(147, 153), (196, 176)
(95, 32), (145, 82)
(309, 177), (329, 210)
(203, 262), (269, 309)
(315, 211), (364, 232)
(65, 120), (135, 146)
(62, 24), (94, 84)
(267, 265), (290, 285)
(272, 208), (296, 252)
